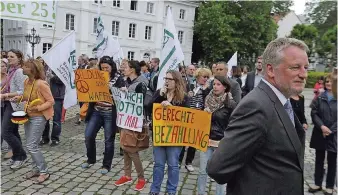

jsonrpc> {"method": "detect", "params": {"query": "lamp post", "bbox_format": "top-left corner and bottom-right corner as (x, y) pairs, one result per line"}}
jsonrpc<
(25, 28), (41, 59)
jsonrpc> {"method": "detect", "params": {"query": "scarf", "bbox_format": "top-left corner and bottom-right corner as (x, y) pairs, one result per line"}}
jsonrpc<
(2, 66), (18, 93)
(205, 90), (231, 113)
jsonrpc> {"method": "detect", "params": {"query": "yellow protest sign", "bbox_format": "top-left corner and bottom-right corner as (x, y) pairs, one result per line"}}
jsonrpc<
(75, 69), (112, 103)
(152, 103), (212, 152)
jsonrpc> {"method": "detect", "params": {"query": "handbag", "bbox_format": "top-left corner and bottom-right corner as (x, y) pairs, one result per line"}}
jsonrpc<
(11, 80), (36, 125)
(120, 124), (150, 153)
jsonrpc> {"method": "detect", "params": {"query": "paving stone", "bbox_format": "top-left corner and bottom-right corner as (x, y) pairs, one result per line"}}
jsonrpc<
(72, 177), (86, 182)
(49, 192), (65, 195)
(65, 192), (80, 195)
(111, 190), (124, 195)
(87, 184), (102, 191)
(38, 187), (54, 194)
(8, 186), (25, 192)
(1, 192), (16, 195)
(17, 180), (34, 188)
(2, 181), (19, 189)
(18, 188), (37, 195)
(97, 188), (113, 194)
(47, 183), (62, 189)
(56, 188), (70, 193)
(81, 192), (94, 195)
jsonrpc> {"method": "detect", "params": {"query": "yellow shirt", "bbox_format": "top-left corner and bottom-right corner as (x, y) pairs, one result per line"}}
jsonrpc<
(23, 80), (43, 116)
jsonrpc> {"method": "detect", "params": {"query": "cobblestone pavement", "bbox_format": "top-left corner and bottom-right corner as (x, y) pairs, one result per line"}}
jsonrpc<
(1, 89), (337, 195)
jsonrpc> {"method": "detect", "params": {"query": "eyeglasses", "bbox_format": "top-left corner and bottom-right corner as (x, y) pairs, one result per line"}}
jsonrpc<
(164, 77), (175, 81)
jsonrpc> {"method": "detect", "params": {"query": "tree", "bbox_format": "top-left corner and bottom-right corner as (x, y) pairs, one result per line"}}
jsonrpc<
(305, 1), (337, 35)
(272, 0), (294, 16)
(194, 1), (277, 63)
(316, 25), (337, 65)
(289, 24), (318, 55)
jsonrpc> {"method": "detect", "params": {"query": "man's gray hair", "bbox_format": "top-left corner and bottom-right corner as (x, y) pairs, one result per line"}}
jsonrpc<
(262, 38), (309, 72)
(217, 61), (228, 68)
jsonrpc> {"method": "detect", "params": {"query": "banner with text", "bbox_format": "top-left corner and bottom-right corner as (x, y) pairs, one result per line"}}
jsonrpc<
(75, 69), (112, 103)
(111, 87), (144, 132)
(152, 104), (211, 152)
(1, 1), (56, 24)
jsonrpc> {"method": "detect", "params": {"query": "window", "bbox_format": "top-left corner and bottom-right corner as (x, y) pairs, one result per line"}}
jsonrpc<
(65, 14), (75, 30)
(43, 43), (53, 54)
(146, 2), (154, 14)
(129, 23), (136, 38)
(43, 24), (53, 28)
(130, 0), (137, 11)
(93, 18), (98, 33)
(112, 21), (120, 36)
(143, 53), (150, 60)
(165, 6), (172, 16)
(179, 9), (185, 19)
(94, 0), (103, 4)
(113, 0), (120, 7)
(128, 51), (135, 60)
(145, 26), (152, 40)
(178, 31), (184, 44)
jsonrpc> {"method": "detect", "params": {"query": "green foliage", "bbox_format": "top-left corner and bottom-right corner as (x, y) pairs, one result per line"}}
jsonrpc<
(306, 1), (337, 35)
(289, 24), (318, 54)
(306, 71), (329, 88)
(195, 1), (278, 63)
(272, 0), (294, 15)
(316, 25), (337, 57)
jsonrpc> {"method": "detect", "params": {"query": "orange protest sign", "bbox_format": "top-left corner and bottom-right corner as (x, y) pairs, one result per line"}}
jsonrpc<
(152, 103), (212, 152)
(75, 69), (112, 103)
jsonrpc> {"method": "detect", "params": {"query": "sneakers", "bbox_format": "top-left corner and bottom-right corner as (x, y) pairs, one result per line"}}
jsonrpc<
(81, 161), (94, 169)
(50, 140), (59, 147)
(114, 176), (132, 186)
(185, 164), (195, 172)
(135, 179), (146, 191)
(39, 140), (49, 146)
(100, 167), (109, 174)
(2, 159), (14, 166)
(10, 159), (27, 169)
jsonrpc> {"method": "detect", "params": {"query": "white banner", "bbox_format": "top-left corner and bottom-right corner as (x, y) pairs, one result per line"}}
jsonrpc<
(157, 7), (184, 90)
(42, 31), (78, 109)
(0, 1), (56, 24)
(111, 87), (144, 132)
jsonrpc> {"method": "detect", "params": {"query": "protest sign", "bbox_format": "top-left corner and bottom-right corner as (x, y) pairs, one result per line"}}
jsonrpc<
(152, 103), (211, 152)
(75, 69), (112, 103)
(0, 1), (56, 24)
(111, 87), (144, 132)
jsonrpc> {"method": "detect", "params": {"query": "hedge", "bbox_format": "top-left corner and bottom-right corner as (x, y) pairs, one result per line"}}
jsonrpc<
(306, 71), (329, 88)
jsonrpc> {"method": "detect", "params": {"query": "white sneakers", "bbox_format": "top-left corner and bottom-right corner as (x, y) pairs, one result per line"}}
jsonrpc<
(185, 164), (195, 172)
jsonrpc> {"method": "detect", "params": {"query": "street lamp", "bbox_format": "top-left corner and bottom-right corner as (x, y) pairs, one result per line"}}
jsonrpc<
(25, 28), (41, 59)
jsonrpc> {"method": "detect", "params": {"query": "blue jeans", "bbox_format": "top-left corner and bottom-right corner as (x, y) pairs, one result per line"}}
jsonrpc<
(25, 116), (48, 173)
(1, 101), (27, 161)
(42, 100), (63, 142)
(150, 146), (182, 194)
(197, 147), (225, 195)
(85, 109), (116, 170)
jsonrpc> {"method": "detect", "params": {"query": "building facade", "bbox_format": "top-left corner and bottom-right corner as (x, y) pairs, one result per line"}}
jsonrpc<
(2, 0), (197, 64)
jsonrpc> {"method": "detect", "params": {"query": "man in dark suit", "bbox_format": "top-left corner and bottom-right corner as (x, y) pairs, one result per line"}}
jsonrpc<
(207, 38), (309, 195)
(242, 56), (263, 96)
(210, 62), (241, 103)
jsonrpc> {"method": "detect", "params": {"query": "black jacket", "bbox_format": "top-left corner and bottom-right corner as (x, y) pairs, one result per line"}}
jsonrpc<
(310, 92), (337, 153)
(151, 90), (190, 109)
(209, 98), (237, 141)
(50, 73), (65, 100)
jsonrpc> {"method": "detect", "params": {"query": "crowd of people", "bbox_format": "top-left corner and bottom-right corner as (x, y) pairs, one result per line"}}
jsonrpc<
(0, 37), (337, 195)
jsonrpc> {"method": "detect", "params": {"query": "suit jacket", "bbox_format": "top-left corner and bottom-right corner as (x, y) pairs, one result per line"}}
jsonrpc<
(242, 71), (256, 96)
(207, 81), (305, 195)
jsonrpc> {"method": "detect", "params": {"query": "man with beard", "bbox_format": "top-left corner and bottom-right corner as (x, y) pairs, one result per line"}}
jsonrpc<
(242, 56), (263, 96)
(207, 38), (308, 195)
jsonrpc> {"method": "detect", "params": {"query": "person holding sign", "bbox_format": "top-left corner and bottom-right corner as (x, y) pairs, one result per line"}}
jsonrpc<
(179, 68), (212, 172)
(81, 56), (119, 174)
(11, 59), (54, 183)
(149, 70), (190, 195)
(0, 49), (28, 169)
(197, 76), (236, 195)
(114, 60), (148, 191)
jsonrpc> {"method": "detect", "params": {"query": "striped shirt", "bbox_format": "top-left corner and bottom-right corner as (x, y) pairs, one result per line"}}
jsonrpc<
(189, 85), (205, 110)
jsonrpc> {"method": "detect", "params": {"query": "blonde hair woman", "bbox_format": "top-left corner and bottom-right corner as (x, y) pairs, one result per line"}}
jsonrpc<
(12, 59), (54, 183)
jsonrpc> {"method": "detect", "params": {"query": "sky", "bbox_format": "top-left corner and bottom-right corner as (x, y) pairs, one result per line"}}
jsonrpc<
(290, 0), (307, 15)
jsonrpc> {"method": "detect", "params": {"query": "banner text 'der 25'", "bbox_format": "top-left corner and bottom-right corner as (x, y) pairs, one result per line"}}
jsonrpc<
(1, 1), (56, 24)
(152, 103), (211, 152)
(75, 69), (112, 103)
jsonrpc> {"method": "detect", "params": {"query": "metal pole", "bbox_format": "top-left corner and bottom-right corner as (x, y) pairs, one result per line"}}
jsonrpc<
(32, 44), (35, 59)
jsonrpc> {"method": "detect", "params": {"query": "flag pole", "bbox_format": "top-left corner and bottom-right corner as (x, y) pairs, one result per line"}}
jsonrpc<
(181, 61), (192, 91)
(51, 0), (58, 46)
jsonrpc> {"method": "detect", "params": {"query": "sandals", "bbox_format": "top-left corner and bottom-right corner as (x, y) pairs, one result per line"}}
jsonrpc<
(33, 173), (50, 184)
(25, 171), (40, 179)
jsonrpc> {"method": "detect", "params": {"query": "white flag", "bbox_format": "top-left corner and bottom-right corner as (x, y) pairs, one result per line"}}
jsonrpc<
(101, 36), (124, 69)
(42, 31), (78, 109)
(93, 4), (109, 59)
(227, 51), (238, 78)
(157, 7), (185, 90)
(26, 43), (32, 59)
